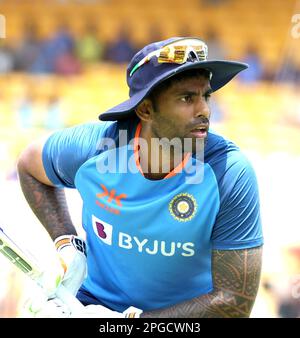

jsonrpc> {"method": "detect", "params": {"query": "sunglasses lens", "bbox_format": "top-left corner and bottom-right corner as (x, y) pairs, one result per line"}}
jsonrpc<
(174, 47), (187, 63)
(158, 47), (172, 63)
(195, 47), (206, 61)
(158, 46), (189, 64)
(158, 44), (207, 64)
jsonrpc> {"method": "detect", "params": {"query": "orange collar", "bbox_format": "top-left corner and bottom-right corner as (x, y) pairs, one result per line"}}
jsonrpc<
(133, 122), (191, 179)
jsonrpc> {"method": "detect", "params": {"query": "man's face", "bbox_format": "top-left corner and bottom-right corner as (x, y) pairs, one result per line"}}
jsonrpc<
(150, 75), (212, 153)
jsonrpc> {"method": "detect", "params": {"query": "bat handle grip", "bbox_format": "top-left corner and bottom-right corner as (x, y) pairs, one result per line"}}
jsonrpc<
(55, 285), (85, 314)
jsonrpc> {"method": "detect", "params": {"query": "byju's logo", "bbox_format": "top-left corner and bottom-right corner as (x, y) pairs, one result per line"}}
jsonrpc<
(96, 184), (127, 215)
(0, 15), (5, 38)
(91, 215), (195, 257)
(92, 215), (113, 245)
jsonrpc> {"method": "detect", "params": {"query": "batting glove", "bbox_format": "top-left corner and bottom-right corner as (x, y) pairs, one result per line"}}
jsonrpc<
(22, 235), (86, 317)
(54, 235), (87, 295)
(26, 295), (71, 318)
(36, 234), (87, 297)
(23, 285), (71, 318)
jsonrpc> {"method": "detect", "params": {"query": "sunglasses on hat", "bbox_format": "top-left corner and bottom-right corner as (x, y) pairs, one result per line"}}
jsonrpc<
(130, 38), (209, 77)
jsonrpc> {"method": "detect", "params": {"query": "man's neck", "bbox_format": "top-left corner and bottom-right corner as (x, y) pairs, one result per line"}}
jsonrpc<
(138, 124), (186, 180)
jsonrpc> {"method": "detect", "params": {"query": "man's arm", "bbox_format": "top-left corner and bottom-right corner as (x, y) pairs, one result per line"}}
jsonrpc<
(17, 139), (77, 240)
(141, 246), (262, 318)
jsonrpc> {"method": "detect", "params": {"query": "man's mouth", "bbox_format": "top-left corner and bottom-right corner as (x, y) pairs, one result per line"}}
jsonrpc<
(189, 124), (209, 138)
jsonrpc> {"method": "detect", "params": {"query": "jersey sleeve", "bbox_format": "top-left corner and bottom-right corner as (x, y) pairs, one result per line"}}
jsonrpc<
(211, 153), (263, 250)
(42, 121), (112, 188)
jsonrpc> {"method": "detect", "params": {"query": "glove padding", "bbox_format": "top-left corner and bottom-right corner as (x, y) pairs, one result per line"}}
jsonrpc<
(30, 297), (71, 318)
(23, 285), (71, 318)
(36, 235), (87, 297)
(54, 235), (87, 295)
(24, 235), (87, 316)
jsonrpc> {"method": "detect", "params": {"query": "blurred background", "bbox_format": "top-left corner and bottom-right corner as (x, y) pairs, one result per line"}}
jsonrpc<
(0, 0), (299, 317)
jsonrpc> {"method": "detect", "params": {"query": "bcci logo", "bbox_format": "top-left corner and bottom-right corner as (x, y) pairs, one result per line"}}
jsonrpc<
(169, 193), (197, 222)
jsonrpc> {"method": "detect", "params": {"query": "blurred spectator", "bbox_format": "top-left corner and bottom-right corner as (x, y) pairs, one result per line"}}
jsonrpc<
(278, 297), (300, 318)
(202, 0), (229, 5)
(50, 23), (75, 56)
(31, 23), (76, 73)
(262, 63), (276, 82)
(56, 0), (101, 3)
(105, 29), (136, 64)
(16, 91), (35, 129)
(205, 29), (227, 59)
(144, 25), (163, 47)
(177, 25), (193, 40)
(54, 49), (82, 75)
(76, 24), (105, 63)
(262, 247), (300, 318)
(262, 279), (300, 317)
(14, 23), (41, 72)
(276, 57), (300, 83)
(0, 42), (14, 73)
(44, 94), (64, 130)
(238, 45), (263, 83)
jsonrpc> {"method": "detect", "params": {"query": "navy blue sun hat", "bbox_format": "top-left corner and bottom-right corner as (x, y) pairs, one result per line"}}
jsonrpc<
(99, 37), (248, 121)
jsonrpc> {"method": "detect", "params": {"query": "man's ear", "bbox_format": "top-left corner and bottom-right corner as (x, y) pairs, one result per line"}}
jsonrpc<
(135, 99), (154, 122)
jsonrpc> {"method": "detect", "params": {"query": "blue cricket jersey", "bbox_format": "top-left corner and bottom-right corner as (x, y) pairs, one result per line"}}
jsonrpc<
(42, 117), (263, 312)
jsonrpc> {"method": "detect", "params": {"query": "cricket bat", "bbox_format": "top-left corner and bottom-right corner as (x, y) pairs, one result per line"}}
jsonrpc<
(0, 226), (84, 314)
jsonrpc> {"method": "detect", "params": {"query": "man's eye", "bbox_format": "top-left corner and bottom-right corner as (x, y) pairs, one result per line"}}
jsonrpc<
(204, 93), (211, 101)
(181, 95), (193, 103)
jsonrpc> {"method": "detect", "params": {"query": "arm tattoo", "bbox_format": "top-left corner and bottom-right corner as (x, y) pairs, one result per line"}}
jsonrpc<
(141, 246), (263, 318)
(18, 170), (77, 240)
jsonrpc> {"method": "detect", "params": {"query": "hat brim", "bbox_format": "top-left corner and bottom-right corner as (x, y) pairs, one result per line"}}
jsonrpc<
(99, 60), (248, 121)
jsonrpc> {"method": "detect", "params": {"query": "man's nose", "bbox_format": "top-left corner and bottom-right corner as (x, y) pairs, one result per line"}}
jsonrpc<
(193, 97), (210, 119)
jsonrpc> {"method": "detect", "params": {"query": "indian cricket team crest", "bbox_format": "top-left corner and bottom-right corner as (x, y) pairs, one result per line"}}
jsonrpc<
(169, 193), (197, 222)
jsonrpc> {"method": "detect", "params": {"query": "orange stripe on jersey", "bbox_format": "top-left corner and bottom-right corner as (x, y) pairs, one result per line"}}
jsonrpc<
(164, 152), (191, 179)
(133, 122), (191, 179)
(133, 122), (143, 175)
